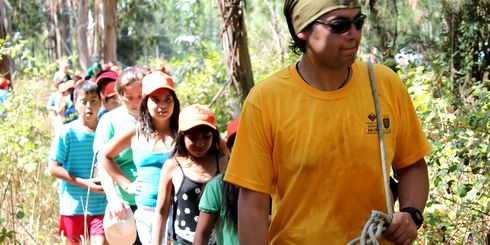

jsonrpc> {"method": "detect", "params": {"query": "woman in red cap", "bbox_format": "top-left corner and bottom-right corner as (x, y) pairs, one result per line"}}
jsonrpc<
(152, 104), (228, 245)
(100, 71), (180, 244)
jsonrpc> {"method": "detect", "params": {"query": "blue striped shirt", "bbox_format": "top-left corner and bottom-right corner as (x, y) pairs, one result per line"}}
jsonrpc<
(49, 121), (107, 215)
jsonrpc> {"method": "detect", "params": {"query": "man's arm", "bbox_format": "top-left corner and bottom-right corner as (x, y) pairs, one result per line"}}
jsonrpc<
(383, 158), (429, 245)
(238, 187), (270, 245)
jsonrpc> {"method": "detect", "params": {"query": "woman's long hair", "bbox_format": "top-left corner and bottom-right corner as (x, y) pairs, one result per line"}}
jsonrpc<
(138, 90), (180, 139)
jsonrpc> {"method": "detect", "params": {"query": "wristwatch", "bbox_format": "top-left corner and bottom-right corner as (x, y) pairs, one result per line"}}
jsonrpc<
(401, 207), (424, 229)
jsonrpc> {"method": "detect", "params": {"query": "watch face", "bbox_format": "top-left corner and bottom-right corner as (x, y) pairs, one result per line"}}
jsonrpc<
(415, 212), (423, 221)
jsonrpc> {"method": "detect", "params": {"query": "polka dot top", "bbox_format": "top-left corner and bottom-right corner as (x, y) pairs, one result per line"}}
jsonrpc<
(172, 155), (220, 245)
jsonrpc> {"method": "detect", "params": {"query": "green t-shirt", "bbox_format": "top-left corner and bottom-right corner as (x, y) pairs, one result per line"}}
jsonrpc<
(93, 106), (137, 205)
(199, 174), (239, 245)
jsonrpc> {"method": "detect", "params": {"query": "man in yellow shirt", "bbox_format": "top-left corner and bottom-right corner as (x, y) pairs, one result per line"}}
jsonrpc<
(224, 0), (431, 244)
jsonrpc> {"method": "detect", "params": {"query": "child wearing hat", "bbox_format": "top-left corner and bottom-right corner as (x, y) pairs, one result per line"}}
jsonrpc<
(152, 104), (228, 245)
(102, 81), (121, 112)
(100, 71), (180, 244)
(95, 70), (119, 119)
(56, 78), (78, 124)
(48, 81), (107, 245)
(194, 117), (240, 245)
(94, 67), (144, 244)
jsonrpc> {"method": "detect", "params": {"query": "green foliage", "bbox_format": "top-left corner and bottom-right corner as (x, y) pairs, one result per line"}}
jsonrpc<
(1, 36), (58, 79)
(399, 64), (490, 244)
(117, 0), (221, 65)
(8, 0), (44, 41)
(160, 40), (235, 132)
(0, 79), (58, 243)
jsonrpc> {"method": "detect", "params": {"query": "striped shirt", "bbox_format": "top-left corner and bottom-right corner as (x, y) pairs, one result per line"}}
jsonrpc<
(49, 121), (107, 215)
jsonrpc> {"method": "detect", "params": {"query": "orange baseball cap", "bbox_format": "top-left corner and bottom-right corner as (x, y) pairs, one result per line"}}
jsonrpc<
(179, 104), (216, 133)
(58, 80), (75, 93)
(142, 71), (175, 96)
(104, 81), (117, 98)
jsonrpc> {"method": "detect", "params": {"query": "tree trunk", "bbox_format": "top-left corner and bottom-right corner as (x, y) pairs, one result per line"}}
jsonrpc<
(102, 0), (117, 63)
(219, 0), (254, 102)
(58, 0), (71, 57)
(75, 0), (90, 70)
(0, 0), (13, 84)
(91, 0), (104, 60)
(44, 0), (58, 62)
(44, 0), (72, 61)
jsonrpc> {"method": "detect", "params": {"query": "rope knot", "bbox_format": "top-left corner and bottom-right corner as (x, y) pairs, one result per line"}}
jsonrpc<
(347, 211), (392, 245)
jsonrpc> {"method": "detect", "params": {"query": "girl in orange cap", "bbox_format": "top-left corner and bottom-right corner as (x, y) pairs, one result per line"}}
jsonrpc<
(152, 104), (228, 245)
(100, 71), (180, 244)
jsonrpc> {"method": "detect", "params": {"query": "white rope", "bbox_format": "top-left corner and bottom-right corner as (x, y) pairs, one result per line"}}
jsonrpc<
(348, 61), (393, 245)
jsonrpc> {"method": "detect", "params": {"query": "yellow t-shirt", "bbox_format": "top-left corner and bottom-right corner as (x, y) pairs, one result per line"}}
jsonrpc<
(224, 61), (431, 244)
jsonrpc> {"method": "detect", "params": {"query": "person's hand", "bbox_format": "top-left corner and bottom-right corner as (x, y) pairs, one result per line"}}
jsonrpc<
(107, 199), (130, 219)
(83, 177), (104, 193)
(123, 178), (143, 195)
(383, 211), (418, 245)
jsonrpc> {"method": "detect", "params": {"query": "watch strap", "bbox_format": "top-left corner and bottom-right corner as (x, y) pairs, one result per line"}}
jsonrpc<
(401, 207), (423, 229)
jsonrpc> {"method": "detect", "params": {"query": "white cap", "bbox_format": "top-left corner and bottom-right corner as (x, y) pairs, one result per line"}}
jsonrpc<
(103, 208), (137, 245)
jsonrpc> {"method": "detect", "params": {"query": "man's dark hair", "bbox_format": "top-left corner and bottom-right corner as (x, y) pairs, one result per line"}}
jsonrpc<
(284, 0), (308, 55)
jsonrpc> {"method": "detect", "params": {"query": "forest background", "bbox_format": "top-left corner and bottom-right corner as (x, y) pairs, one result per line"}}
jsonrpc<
(0, 0), (489, 244)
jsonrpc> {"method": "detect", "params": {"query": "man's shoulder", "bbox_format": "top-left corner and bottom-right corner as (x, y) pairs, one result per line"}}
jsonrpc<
(255, 65), (294, 87)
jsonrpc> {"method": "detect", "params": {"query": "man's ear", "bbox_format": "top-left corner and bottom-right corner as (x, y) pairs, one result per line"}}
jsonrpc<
(297, 31), (308, 41)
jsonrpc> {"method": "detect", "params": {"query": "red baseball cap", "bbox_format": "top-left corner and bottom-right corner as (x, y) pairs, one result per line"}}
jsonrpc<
(142, 71), (175, 96)
(95, 70), (118, 86)
(179, 104), (216, 133)
(0, 78), (10, 89)
(104, 81), (117, 98)
(226, 117), (240, 143)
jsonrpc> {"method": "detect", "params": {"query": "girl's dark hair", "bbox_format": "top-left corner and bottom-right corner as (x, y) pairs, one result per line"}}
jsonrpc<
(73, 80), (100, 101)
(172, 125), (220, 157)
(138, 90), (180, 139)
(223, 180), (239, 230)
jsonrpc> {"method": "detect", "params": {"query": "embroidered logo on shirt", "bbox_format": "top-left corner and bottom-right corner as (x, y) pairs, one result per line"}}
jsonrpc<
(366, 113), (392, 134)
(368, 113), (376, 121)
(383, 118), (390, 129)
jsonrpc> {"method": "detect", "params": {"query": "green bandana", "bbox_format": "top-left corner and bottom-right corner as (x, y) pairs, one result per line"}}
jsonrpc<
(284, 0), (360, 36)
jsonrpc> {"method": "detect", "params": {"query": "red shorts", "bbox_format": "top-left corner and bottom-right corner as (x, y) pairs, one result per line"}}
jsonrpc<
(59, 214), (105, 243)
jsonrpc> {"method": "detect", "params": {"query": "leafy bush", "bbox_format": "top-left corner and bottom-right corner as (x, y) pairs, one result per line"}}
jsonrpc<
(0, 78), (59, 244)
(399, 65), (490, 244)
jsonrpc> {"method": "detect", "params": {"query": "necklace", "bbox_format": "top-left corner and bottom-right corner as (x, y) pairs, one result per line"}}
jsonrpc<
(296, 61), (351, 90)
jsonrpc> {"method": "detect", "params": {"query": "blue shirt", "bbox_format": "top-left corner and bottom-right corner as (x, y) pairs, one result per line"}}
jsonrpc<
(132, 130), (172, 207)
(49, 121), (107, 215)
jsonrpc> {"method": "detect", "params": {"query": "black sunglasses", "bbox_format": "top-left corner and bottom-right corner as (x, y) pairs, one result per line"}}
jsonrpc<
(315, 14), (366, 34)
